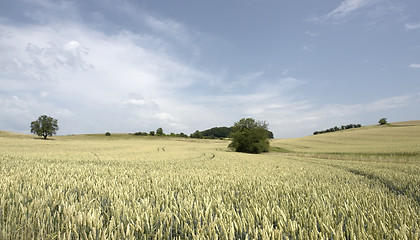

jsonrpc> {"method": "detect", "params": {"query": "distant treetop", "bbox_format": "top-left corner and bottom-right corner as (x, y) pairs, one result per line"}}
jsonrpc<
(379, 118), (387, 125)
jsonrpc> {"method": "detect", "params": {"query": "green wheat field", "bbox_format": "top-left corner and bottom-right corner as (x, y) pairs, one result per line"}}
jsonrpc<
(1, 121), (419, 239)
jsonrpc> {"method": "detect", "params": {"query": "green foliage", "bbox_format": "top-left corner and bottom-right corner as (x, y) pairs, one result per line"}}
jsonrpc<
(30, 115), (59, 139)
(379, 118), (388, 125)
(313, 123), (362, 135)
(190, 130), (203, 139)
(149, 131), (155, 136)
(105, 132), (111, 136)
(201, 127), (232, 138)
(156, 128), (164, 136)
(228, 118), (270, 154)
(133, 131), (148, 136)
(177, 132), (188, 138)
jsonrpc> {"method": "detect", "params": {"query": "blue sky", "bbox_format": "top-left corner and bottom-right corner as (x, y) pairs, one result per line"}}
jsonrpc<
(1, 0), (419, 138)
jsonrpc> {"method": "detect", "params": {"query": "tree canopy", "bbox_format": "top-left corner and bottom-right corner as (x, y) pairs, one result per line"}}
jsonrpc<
(30, 115), (59, 139)
(228, 118), (270, 154)
(156, 128), (164, 136)
(379, 118), (387, 125)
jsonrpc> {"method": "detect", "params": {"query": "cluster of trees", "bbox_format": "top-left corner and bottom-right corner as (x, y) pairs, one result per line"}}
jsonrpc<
(190, 126), (274, 139)
(313, 124), (362, 135)
(190, 127), (232, 139)
(133, 128), (188, 138)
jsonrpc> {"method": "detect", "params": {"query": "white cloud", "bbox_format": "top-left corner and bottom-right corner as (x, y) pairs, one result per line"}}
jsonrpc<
(0, 19), (211, 134)
(313, 0), (379, 23)
(329, 0), (371, 18)
(366, 95), (413, 111)
(144, 15), (188, 40)
(405, 23), (420, 30)
(1, 0), (419, 138)
(222, 71), (264, 92)
(409, 63), (420, 69)
(305, 30), (319, 37)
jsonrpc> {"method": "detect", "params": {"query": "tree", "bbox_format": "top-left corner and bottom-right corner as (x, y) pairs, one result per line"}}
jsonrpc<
(201, 127), (232, 138)
(156, 128), (164, 136)
(30, 115), (59, 139)
(190, 130), (203, 139)
(149, 131), (155, 136)
(228, 118), (270, 154)
(178, 132), (188, 138)
(379, 118), (387, 125)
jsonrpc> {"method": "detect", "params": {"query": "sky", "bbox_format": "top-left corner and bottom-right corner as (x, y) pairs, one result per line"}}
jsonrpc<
(1, 0), (419, 138)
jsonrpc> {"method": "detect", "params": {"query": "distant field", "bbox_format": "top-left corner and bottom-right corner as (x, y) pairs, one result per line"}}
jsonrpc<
(271, 120), (420, 162)
(0, 122), (419, 239)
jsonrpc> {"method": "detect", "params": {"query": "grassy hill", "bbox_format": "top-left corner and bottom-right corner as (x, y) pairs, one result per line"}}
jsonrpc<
(271, 120), (420, 162)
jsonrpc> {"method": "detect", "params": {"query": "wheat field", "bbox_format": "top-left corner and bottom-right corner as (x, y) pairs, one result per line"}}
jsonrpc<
(1, 123), (419, 239)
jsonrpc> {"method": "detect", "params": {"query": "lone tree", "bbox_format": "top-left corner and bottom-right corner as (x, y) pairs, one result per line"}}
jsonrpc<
(30, 115), (59, 139)
(379, 118), (388, 125)
(228, 118), (270, 154)
(156, 127), (164, 136)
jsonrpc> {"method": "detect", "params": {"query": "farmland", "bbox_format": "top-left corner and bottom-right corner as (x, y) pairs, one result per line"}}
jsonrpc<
(1, 122), (419, 239)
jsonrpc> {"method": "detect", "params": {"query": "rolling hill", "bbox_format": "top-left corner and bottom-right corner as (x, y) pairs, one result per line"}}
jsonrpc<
(271, 120), (420, 162)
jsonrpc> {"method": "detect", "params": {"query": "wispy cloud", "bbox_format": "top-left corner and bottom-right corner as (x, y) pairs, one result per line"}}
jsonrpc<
(313, 0), (379, 23)
(305, 30), (319, 37)
(328, 0), (373, 18)
(405, 23), (420, 30)
(409, 63), (420, 69)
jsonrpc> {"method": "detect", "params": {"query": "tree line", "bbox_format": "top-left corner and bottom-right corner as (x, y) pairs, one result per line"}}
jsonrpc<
(132, 128), (188, 138)
(313, 124), (362, 135)
(30, 115), (273, 154)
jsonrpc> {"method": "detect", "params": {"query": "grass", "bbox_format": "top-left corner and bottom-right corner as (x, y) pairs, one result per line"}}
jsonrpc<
(0, 121), (419, 239)
(271, 120), (420, 163)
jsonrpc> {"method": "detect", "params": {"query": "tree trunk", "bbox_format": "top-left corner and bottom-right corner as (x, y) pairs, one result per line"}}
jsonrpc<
(43, 134), (47, 139)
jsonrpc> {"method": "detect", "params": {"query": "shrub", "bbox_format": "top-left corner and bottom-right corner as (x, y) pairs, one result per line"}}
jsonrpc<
(379, 118), (387, 125)
(228, 118), (270, 154)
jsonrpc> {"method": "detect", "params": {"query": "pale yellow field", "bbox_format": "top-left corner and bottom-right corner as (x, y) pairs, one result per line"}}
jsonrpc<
(0, 124), (419, 239)
(272, 121), (420, 162)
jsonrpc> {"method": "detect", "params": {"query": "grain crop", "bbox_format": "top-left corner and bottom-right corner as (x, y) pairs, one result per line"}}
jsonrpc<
(0, 127), (419, 239)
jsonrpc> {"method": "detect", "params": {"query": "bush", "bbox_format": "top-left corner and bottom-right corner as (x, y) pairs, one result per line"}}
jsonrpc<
(133, 132), (148, 136)
(105, 132), (111, 136)
(190, 130), (203, 139)
(228, 118), (270, 154)
(379, 118), (387, 125)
